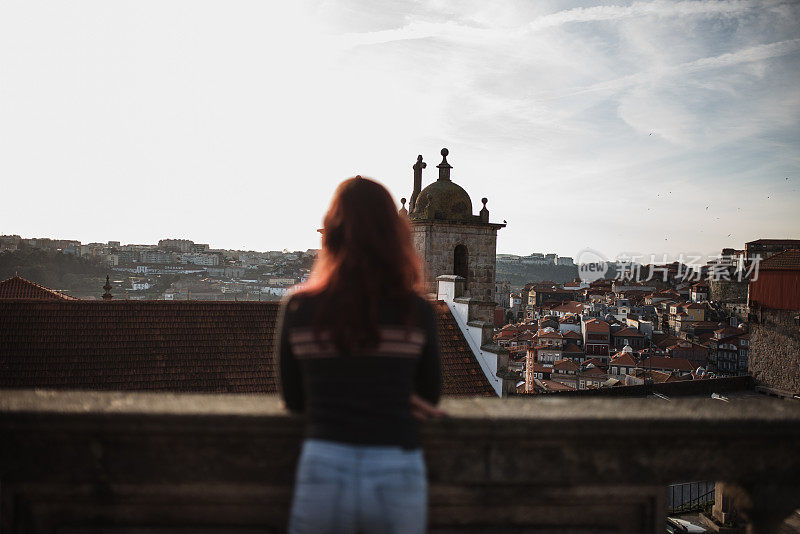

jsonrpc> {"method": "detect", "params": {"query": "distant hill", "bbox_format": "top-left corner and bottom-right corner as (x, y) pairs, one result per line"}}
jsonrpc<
(0, 248), (107, 298)
(496, 261), (578, 288)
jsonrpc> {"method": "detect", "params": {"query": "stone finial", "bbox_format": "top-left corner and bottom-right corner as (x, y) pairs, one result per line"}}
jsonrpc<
(102, 275), (113, 300)
(399, 197), (408, 216)
(437, 148), (452, 182)
(410, 155), (426, 212)
(480, 197), (489, 222)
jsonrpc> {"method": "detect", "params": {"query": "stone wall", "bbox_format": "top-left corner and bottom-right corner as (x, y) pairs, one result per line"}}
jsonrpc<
(709, 278), (748, 303)
(750, 308), (800, 394)
(2, 390), (800, 533)
(412, 222), (498, 302)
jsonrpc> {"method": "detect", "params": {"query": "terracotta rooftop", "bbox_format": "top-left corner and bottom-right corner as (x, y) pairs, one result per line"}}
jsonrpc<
(553, 359), (579, 372)
(609, 352), (637, 367)
(535, 379), (576, 392)
(584, 319), (610, 332)
(0, 299), (495, 396)
(432, 301), (497, 396)
(759, 249), (800, 270)
(0, 276), (77, 300)
(747, 238), (800, 246)
(529, 362), (551, 374)
(537, 330), (563, 339)
(578, 366), (606, 378)
(582, 358), (606, 368)
(612, 327), (644, 338)
(551, 301), (583, 314)
(650, 370), (676, 384)
(638, 356), (694, 372)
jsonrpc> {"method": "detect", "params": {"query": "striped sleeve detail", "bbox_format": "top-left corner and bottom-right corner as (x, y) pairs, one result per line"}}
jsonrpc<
(288, 326), (426, 359)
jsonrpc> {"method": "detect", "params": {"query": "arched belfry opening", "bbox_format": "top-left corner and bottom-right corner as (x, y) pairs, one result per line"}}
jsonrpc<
(454, 244), (469, 284)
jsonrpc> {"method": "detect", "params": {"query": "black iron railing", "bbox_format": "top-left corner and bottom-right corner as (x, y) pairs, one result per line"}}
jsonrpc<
(668, 481), (716, 514)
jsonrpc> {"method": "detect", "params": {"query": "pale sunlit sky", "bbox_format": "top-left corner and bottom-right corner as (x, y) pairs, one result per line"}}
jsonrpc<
(1, 0), (799, 260)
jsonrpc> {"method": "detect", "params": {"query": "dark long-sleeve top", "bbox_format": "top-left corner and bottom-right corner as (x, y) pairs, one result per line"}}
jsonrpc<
(276, 291), (441, 449)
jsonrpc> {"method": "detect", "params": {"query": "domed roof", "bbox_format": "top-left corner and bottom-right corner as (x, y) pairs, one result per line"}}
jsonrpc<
(411, 180), (473, 221)
(409, 148), (473, 222)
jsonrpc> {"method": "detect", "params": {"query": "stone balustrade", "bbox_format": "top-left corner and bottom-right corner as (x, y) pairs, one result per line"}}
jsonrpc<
(1, 389), (799, 533)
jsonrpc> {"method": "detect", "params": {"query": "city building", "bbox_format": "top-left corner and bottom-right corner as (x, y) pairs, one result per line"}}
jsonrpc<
(744, 239), (800, 261)
(747, 249), (800, 394)
(582, 318), (611, 360)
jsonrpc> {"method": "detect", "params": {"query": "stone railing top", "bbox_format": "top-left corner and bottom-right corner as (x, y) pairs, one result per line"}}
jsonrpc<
(2, 388), (800, 533)
(2, 389), (798, 425)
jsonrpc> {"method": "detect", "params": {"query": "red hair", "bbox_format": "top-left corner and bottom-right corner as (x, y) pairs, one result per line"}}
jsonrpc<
(296, 176), (424, 353)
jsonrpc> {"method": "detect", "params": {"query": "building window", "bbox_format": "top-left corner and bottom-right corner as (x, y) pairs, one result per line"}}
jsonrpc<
(454, 244), (469, 283)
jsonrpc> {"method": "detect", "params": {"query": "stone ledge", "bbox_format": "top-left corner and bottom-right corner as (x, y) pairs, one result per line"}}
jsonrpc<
(2, 388), (799, 423)
(2, 389), (799, 533)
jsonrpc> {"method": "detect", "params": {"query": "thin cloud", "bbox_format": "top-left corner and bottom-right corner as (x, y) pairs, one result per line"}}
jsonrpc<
(526, 0), (770, 31)
(555, 38), (800, 99)
(334, 0), (777, 49)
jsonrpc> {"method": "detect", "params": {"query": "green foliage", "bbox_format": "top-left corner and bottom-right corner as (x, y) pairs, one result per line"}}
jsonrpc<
(496, 262), (579, 287)
(0, 248), (108, 297)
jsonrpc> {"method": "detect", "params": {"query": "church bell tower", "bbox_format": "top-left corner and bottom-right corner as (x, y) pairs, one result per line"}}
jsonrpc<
(402, 148), (505, 322)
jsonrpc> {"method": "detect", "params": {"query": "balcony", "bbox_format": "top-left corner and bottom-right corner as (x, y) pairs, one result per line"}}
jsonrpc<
(1, 389), (799, 533)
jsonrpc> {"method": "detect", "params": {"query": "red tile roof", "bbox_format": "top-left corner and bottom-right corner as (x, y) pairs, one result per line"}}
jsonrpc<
(759, 249), (800, 271)
(584, 319), (610, 332)
(612, 327), (644, 338)
(609, 352), (637, 367)
(747, 239), (800, 246)
(0, 300), (275, 392)
(650, 370), (675, 384)
(0, 276), (77, 300)
(562, 330), (582, 339)
(432, 301), (497, 396)
(0, 299), (495, 396)
(553, 359), (579, 372)
(582, 358), (606, 369)
(529, 362), (551, 374)
(638, 356), (694, 372)
(551, 301), (583, 314)
(537, 330), (563, 339)
(578, 366), (606, 378)
(535, 379), (575, 392)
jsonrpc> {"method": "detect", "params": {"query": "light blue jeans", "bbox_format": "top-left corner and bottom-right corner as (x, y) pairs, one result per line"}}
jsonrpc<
(288, 439), (427, 534)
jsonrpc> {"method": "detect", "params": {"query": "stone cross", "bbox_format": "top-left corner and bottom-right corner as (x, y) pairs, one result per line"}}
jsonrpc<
(410, 155), (426, 213)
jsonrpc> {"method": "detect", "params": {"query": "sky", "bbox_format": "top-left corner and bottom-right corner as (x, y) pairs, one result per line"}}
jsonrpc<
(1, 0), (799, 261)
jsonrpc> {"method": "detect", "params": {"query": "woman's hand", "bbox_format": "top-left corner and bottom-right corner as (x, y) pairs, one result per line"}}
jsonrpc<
(409, 393), (447, 421)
